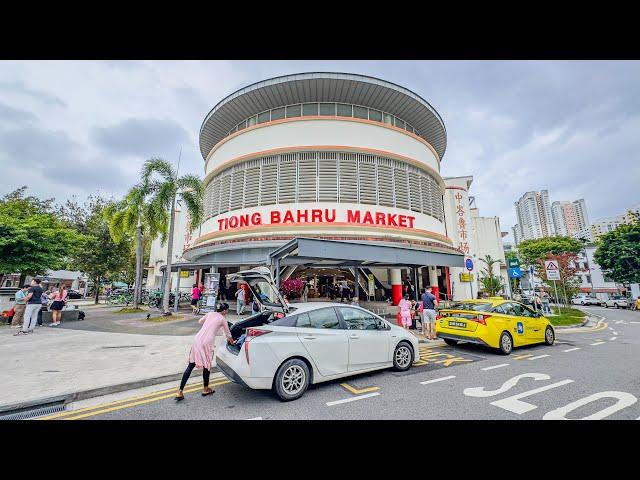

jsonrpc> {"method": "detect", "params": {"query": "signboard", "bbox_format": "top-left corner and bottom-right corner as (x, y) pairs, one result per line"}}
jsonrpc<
(465, 258), (474, 271)
(508, 267), (521, 279)
(200, 272), (220, 312)
(507, 258), (520, 269)
(367, 274), (375, 298)
(179, 270), (191, 278)
(544, 260), (561, 280)
(459, 272), (474, 282)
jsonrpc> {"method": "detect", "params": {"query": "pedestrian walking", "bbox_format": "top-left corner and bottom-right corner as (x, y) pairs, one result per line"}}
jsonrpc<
(175, 303), (235, 401)
(14, 279), (43, 336)
(398, 294), (412, 330)
(49, 285), (67, 327)
(11, 285), (29, 328)
(235, 283), (246, 314)
(191, 284), (201, 314)
(38, 289), (50, 326)
(340, 280), (349, 302)
(421, 286), (438, 340)
(540, 290), (551, 315)
(302, 282), (309, 302)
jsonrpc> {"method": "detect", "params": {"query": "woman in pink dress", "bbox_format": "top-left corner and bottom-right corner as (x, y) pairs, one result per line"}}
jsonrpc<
(398, 294), (412, 330)
(176, 303), (235, 401)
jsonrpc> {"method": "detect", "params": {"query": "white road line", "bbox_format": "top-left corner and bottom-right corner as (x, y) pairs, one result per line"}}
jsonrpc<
(613, 332), (619, 335)
(481, 364), (509, 371)
(420, 375), (456, 385)
(326, 392), (380, 406)
(608, 327), (614, 331)
(528, 354), (550, 360)
(590, 341), (606, 346)
(631, 322), (640, 324)
(247, 417), (263, 420)
(610, 337), (617, 341)
(563, 347), (580, 352)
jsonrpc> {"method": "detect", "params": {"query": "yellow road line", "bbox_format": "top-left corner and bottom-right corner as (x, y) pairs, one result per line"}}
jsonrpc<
(512, 354), (533, 360)
(561, 322), (608, 334)
(62, 380), (231, 420)
(39, 379), (228, 420)
(340, 383), (380, 395)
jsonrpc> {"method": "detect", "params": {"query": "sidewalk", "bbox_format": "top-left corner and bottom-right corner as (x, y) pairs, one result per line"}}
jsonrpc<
(0, 326), (196, 412)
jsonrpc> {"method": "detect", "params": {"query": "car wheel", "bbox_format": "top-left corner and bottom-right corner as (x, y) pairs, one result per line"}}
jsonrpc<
(444, 338), (458, 346)
(581, 301), (585, 306)
(499, 331), (513, 355)
(392, 341), (414, 371)
(273, 359), (310, 402)
(544, 326), (555, 345)
(604, 303), (608, 308)
(615, 303), (619, 309)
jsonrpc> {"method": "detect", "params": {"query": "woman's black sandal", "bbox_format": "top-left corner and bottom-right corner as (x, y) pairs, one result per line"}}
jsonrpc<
(201, 388), (215, 397)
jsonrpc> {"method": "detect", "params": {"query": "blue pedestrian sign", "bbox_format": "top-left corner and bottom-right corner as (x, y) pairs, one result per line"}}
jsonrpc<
(465, 258), (474, 271)
(508, 267), (522, 279)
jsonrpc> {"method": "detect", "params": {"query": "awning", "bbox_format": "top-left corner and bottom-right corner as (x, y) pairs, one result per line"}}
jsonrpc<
(269, 237), (464, 268)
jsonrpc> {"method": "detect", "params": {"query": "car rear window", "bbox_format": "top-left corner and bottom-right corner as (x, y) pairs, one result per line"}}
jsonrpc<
(270, 315), (298, 327)
(448, 302), (492, 312)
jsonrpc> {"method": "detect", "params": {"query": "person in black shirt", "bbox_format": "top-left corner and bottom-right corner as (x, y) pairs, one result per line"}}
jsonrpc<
(15, 279), (43, 335)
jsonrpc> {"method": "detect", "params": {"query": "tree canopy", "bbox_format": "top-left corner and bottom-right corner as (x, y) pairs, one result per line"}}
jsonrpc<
(594, 217), (640, 285)
(516, 236), (584, 266)
(0, 187), (85, 276)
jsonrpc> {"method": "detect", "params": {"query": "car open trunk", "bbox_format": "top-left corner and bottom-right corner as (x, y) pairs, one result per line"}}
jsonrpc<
(225, 310), (277, 355)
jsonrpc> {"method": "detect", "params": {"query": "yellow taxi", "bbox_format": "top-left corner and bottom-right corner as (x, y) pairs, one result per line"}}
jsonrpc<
(435, 297), (555, 355)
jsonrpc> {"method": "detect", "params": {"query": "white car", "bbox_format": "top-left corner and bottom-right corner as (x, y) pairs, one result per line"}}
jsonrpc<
(571, 294), (603, 306)
(604, 295), (628, 309)
(214, 267), (420, 401)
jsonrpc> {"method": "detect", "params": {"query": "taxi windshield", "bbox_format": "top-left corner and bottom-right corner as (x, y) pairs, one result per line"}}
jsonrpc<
(448, 302), (492, 312)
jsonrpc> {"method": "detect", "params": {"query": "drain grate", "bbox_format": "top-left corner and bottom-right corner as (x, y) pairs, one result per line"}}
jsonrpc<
(0, 403), (65, 421)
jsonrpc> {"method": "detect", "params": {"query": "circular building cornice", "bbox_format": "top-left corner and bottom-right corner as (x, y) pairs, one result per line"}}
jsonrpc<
(199, 72), (447, 161)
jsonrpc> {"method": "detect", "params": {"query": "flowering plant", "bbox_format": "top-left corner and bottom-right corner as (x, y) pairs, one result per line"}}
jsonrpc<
(281, 278), (306, 298)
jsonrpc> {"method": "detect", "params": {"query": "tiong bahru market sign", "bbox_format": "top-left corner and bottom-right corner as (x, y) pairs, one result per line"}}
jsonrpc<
(212, 203), (446, 233)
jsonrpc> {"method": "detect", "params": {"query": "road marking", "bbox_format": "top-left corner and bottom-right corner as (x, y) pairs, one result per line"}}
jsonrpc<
(590, 341), (606, 346)
(326, 392), (380, 406)
(543, 391), (638, 420)
(490, 379), (574, 414)
(482, 364), (509, 371)
(631, 322), (640, 324)
(613, 331), (618, 335)
(528, 355), (550, 360)
(608, 327), (613, 331)
(420, 375), (456, 385)
(512, 354), (533, 360)
(610, 337), (617, 341)
(247, 417), (263, 420)
(563, 347), (580, 352)
(43, 379), (230, 420)
(340, 383), (380, 395)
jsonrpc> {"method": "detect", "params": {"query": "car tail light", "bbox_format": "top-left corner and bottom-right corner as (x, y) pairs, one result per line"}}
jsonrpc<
(244, 341), (250, 364)
(244, 328), (272, 365)
(476, 314), (491, 325)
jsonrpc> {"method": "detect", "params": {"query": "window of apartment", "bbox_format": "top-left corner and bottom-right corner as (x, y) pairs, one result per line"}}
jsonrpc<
(271, 107), (285, 120)
(337, 103), (353, 117)
(257, 111), (271, 124)
(353, 105), (368, 119)
(286, 104), (302, 118)
(237, 120), (247, 131)
(394, 117), (405, 129)
(247, 115), (257, 127)
(383, 113), (393, 125)
(368, 109), (382, 122)
(319, 103), (336, 115)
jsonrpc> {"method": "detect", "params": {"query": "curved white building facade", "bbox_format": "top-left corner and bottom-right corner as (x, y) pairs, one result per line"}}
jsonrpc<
(186, 73), (460, 267)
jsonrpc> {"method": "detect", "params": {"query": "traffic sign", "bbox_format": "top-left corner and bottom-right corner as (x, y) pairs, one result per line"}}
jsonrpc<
(544, 260), (561, 280)
(507, 258), (520, 268)
(465, 258), (474, 271)
(508, 267), (522, 279)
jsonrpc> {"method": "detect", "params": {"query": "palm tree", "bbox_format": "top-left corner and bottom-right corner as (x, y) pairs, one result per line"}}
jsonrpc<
(142, 158), (203, 314)
(104, 183), (168, 309)
(478, 254), (505, 297)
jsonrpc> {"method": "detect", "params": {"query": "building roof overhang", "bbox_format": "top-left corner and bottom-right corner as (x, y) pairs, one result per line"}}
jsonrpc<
(199, 72), (447, 160)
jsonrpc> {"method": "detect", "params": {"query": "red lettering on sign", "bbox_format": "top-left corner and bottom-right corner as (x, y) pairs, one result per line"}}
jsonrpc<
(229, 216), (238, 228)
(363, 211), (374, 224)
(325, 209), (336, 222)
(251, 212), (262, 226)
(218, 218), (225, 231)
(239, 214), (249, 227)
(311, 209), (322, 222)
(387, 213), (398, 226)
(297, 210), (308, 223)
(398, 215), (407, 227)
(375, 212), (386, 225)
(347, 210), (360, 223)
(271, 211), (281, 224)
(283, 210), (294, 223)
(408, 216), (415, 228)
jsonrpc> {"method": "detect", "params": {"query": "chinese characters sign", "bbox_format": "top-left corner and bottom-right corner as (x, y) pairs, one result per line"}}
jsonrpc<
(454, 192), (470, 254)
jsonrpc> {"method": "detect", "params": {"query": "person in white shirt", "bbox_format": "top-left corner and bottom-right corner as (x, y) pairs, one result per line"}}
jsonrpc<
(235, 284), (246, 314)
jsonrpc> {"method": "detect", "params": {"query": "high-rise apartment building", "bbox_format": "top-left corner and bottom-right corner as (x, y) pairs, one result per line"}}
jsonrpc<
(513, 190), (555, 244)
(551, 199), (591, 240)
(591, 204), (640, 241)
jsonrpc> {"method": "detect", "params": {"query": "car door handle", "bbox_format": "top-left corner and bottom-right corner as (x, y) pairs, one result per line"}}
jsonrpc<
(303, 335), (317, 340)
(349, 334), (359, 339)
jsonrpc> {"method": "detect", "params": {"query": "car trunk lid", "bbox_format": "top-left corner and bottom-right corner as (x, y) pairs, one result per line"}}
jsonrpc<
(227, 266), (289, 314)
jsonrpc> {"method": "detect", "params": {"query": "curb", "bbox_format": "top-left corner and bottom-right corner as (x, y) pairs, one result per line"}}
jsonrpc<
(0, 368), (222, 416)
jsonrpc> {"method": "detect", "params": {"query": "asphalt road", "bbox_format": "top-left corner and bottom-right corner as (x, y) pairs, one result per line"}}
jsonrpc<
(42, 306), (640, 420)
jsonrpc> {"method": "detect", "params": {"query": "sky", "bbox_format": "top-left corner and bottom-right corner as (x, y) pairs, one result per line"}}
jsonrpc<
(1, 60), (639, 242)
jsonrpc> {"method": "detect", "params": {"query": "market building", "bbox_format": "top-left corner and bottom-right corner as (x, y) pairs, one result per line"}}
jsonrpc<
(147, 73), (507, 304)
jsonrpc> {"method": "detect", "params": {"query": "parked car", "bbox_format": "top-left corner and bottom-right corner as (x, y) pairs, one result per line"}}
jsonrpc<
(214, 267), (420, 401)
(436, 298), (555, 355)
(66, 289), (83, 299)
(604, 295), (628, 309)
(571, 294), (603, 306)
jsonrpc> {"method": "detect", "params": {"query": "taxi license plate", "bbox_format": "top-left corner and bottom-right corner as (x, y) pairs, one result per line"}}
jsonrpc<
(449, 320), (467, 328)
